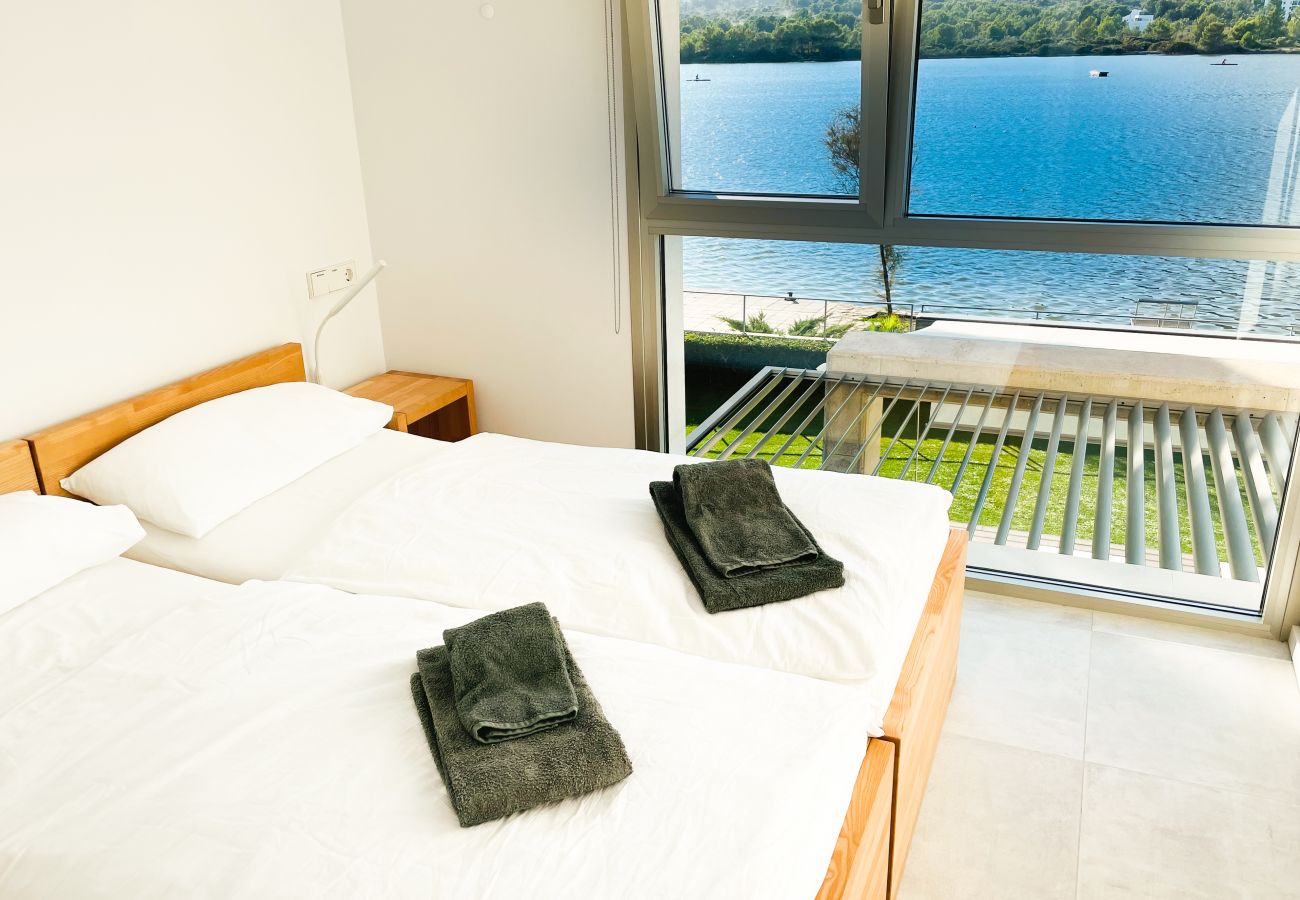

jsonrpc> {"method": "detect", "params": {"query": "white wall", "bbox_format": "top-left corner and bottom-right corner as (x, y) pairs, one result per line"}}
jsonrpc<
(341, 0), (634, 447)
(0, 1), (386, 438)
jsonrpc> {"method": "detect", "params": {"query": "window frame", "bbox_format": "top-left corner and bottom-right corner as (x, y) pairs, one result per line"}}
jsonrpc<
(626, 0), (1300, 262)
(627, 0), (893, 230)
(622, 0), (1300, 637)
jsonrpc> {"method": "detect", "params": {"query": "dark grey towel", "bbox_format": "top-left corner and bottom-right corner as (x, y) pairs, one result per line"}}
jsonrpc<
(673, 458), (820, 577)
(410, 636), (633, 828)
(650, 480), (845, 613)
(443, 602), (578, 744)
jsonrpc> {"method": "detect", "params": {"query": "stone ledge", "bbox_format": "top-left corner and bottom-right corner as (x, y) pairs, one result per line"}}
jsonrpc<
(827, 322), (1300, 412)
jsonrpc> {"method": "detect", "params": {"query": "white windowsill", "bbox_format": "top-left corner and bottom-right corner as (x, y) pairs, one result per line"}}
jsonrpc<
(1290, 626), (1300, 695)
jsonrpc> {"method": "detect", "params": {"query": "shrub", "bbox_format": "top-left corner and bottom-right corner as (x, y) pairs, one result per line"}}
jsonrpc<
(684, 330), (832, 371)
(860, 312), (912, 333)
(716, 311), (779, 334)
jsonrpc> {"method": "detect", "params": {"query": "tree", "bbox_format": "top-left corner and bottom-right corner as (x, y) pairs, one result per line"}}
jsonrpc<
(1098, 15), (1124, 40)
(876, 245), (903, 316)
(1262, 0), (1285, 40)
(934, 22), (960, 49)
(824, 103), (860, 191)
(1146, 17), (1176, 40)
(1073, 15), (1100, 43)
(824, 103), (906, 317)
(680, 0), (1280, 61)
(1194, 10), (1227, 50)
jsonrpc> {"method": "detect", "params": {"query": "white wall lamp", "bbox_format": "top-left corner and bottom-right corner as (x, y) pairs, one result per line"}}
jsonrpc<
(311, 259), (386, 384)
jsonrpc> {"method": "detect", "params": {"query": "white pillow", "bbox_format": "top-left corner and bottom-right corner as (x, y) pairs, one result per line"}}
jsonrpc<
(0, 492), (145, 614)
(61, 382), (393, 538)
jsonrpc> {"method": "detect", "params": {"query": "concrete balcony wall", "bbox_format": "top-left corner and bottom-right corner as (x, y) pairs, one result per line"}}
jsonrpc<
(828, 321), (1300, 413)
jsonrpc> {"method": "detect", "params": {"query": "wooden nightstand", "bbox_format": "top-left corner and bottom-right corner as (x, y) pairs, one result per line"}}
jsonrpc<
(345, 371), (477, 442)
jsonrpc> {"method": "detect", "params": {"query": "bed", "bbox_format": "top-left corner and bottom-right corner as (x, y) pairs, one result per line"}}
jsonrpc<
(0, 439), (894, 899)
(24, 344), (966, 897)
(125, 428), (447, 584)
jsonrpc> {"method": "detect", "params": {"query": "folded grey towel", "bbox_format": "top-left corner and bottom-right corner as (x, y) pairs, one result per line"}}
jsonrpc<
(673, 458), (820, 577)
(443, 601), (578, 744)
(650, 480), (845, 613)
(410, 634), (633, 828)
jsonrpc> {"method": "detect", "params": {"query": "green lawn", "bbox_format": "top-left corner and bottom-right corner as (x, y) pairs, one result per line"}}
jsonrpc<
(686, 421), (1262, 565)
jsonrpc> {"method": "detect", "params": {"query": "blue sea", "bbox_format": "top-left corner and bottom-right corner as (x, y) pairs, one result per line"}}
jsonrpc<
(678, 55), (1300, 333)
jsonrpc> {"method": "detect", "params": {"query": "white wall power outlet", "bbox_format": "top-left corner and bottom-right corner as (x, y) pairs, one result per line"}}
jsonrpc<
(307, 261), (357, 298)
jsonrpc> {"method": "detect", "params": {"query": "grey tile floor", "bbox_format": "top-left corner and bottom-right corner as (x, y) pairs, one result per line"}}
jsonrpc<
(899, 592), (1300, 900)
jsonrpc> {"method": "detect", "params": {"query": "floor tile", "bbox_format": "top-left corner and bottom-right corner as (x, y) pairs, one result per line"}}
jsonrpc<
(1086, 631), (1300, 801)
(1091, 610), (1290, 660)
(944, 592), (1093, 758)
(899, 734), (1083, 900)
(1078, 763), (1300, 899)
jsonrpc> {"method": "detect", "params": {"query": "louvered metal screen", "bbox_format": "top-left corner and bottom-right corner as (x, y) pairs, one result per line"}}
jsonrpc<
(686, 367), (1298, 584)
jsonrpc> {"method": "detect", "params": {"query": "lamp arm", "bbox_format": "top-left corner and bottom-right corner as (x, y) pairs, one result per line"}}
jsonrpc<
(312, 259), (386, 384)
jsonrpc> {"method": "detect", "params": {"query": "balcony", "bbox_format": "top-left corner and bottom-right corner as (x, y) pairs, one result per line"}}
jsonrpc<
(685, 319), (1300, 612)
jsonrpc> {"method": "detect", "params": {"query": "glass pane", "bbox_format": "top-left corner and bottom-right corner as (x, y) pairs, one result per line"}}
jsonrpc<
(908, 8), (1300, 224)
(681, 237), (1300, 335)
(659, 0), (863, 196)
(666, 235), (1300, 614)
(889, 247), (1300, 335)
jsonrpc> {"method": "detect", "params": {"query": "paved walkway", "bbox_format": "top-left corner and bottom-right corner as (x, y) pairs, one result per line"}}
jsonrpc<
(684, 291), (877, 335)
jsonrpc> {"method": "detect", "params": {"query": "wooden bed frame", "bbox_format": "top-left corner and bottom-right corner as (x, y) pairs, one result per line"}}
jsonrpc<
(820, 529), (964, 899)
(21, 343), (965, 900)
(26, 344), (306, 498)
(0, 440), (41, 494)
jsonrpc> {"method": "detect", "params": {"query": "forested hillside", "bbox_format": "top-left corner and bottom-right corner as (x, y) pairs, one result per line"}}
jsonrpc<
(678, 0), (1300, 60)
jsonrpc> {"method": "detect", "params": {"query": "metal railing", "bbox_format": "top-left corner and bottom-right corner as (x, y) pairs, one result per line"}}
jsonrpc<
(687, 366), (1299, 585)
(685, 290), (902, 338)
(911, 302), (1271, 332)
(683, 289), (1300, 336)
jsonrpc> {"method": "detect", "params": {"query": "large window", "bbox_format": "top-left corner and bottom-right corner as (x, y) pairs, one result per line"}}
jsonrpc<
(659, 0), (866, 196)
(909, 37), (1300, 223)
(627, 0), (1300, 629)
(634, 0), (1300, 238)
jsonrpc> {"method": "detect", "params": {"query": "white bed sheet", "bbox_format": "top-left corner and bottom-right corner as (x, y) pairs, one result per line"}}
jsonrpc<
(0, 559), (875, 900)
(284, 433), (955, 732)
(126, 429), (449, 583)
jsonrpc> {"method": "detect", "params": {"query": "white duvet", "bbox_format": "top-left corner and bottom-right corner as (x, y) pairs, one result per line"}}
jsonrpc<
(285, 433), (954, 729)
(0, 559), (875, 900)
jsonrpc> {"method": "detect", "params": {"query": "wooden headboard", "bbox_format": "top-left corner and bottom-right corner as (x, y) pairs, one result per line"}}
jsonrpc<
(27, 343), (306, 498)
(0, 440), (41, 494)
